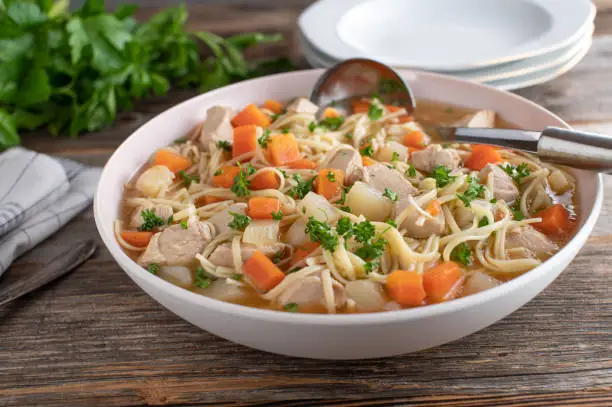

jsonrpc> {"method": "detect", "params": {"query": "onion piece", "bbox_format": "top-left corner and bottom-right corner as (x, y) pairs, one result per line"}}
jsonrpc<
(462, 271), (500, 296)
(159, 266), (193, 287)
(243, 220), (279, 246)
(345, 280), (387, 312)
(297, 192), (339, 223)
(345, 181), (393, 222)
(285, 217), (309, 247)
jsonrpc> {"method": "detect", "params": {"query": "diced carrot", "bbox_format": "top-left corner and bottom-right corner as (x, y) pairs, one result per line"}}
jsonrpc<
(288, 158), (317, 170)
(386, 270), (426, 307)
(361, 156), (376, 167)
(263, 99), (283, 114)
(212, 166), (241, 188)
(242, 250), (286, 291)
(323, 107), (341, 118)
(268, 133), (301, 166)
(291, 241), (320, 266)
(402, 130), (426, 149)
(232, 125), (258, 158)
(316, 169), (345, 200)
(397, 115), (414, 124)
(250, 171), (281, 190)
(422, 261), (464, 303)
(352, 100), (370, 113)
(231, 103), (271, 127)
(197, 196), (226, 206)
(534, 203), (571, 235)
(153, 149), (192, 173)
(248, 197), (281, 220)
(120, 231), (153, 247)
(465, 144), (502, 171)
(385, 105), (402, 113)
(425, 199), (441, 216)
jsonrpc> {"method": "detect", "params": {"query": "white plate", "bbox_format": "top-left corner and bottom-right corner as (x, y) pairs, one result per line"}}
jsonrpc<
(299, 0), (595, 71)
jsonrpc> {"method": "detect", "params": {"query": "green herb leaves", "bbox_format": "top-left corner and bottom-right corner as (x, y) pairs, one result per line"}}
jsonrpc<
(228, 211), (251, 231)
(305, 216), (339, 252)
(195, 266), (216, 288)
(431, 165), (456, 188)
(451, 242), (472, 266)
(383, 188), (398, 202)
(258, 129), (271, 148)
(288, 173), (315, 199)
(147, 263), (160, 275)
(499, 163), (531, 184)
(368, 103), (383, 120)
(456, 176), (485, 207)
(138, 209), (165, 231)
(178, 170), (199, 187)
(231, 162), (255, 197)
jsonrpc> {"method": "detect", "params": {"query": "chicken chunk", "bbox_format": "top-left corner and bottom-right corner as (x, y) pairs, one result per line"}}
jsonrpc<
(207, 203), (247, 236)
(453, 109), (496, 128)
(286, 97), (319, 115)
(321, 146), (367, 185)
(199, 106), (233, 149)
(393, 197), (445, 238)
(480, 163), (519, 203)
(129, 204), (174, 229)
(278, 275), (347, 309)
(138, 217), (214, 266)
(506, 225), (557, 259)
(207, 242), (288, 268)
(366, 163), (417, 199)
(411, 144), (461, 174)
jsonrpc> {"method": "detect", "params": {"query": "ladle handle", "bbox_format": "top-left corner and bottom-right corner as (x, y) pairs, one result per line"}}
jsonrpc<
(539, 127), (612, 172)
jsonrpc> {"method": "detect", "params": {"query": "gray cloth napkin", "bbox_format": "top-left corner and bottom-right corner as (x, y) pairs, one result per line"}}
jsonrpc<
(0, 147), (101, 275)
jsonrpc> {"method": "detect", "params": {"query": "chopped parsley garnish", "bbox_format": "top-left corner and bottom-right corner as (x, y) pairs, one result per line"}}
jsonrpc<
(336, 217), (354, 238)
(147, 263), (160, 275)
(338, 186), (350, 205)
(360, 144), (374, 157)
(173, 137), (187, 144)
(281, 127), (291, 133)
(270, 113), (282, 121)
(345, 133), (353, 140)
(228, 211), (251, 231)
(167, 215), (174, 224)
(499, 163), (531, 184)
(231, 274), (243, 281)
(288, 174), (316, 199)
(405, 165), (417, 177)
(319, 116), (345, 131)
(217, 140), (232, 152)
(353, 220), (376, 243)
(451, 242), (472, 266)
(284, 303), (299, 312)
(512, 208), (526, 221)
(195, 267), (216, 288)
(391, 152), (400, 161)
(355, 236), (387, 262)
(385, 219), (398, 228)
(456, 176), (485, 207)
(230, 162), (255, 197)
(287, 267), (300, 274)
(478, 217), (490, 228)
(308, 121), (317, 132)
(379, 78), (404, 94)
(490, 198), (498, 204)
(180, 220), (188, 229)
(214, 169), (223, 176)
(339, 206), (352, 213)
(271, 211), (284, 221)
(178, 170), (200, 187)
(138, 209), (165, 232)
(305, 217), (339, 252)
(431, 165), (456, 188)
(383, 188), (398, 202)
(258, 129), (271, 148)
(272, 251), (283, 264)
(363, 261), (379, 274)
(368, 103), (384, 120)
(326, 171), (336, 182)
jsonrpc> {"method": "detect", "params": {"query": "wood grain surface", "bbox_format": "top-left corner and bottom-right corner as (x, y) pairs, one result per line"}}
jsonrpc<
(1, 2), (611, 406)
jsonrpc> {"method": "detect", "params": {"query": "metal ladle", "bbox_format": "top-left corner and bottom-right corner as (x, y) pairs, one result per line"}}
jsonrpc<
(310, 58), (612, 172)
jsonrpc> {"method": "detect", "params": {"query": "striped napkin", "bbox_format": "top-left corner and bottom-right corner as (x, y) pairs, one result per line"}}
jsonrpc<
(0, 147), (101, 275)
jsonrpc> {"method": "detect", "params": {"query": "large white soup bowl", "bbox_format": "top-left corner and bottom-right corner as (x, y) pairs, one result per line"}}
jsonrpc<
(94, 69), (602, 359)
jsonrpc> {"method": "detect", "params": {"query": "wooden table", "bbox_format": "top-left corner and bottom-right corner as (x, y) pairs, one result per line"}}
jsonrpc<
(1, 2), (611, 406)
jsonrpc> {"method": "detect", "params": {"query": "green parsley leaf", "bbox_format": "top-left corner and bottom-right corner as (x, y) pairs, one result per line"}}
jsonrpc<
(368, 103), (384, 120)
(283, 303), (298, 312)
(195, 266), (216, 288)
(478, 217), (490, 228)
(326, 171), (336, 182)
(319, 116), (344, 131)
(355, 236), (386, 261)
(214, 169), (223, 176)
(217, 140), (232, 152)
(456, 176), (485, 207)
(288, 174), (315, 199)
(499, 163), (531, 184)
(230, 163), (255, 197)
(178, 170), (200, 187)
(383, 188), (398, 202)
(385, 219), (398, 228)
(345, 133), (353, 140)
(360, 144), (374, 157)
(336, 217), (353, 238)
(167, 215), (174, 224)
(431, 165), (456, 188)
(272, 251), (283, 264)
(353, 220), (376, 243)
(258, 129), (271, 148)
(363, 261), (379, 274)
(147, 263), (160, 275)
(339, 206), (352, 213)
(308, 121), (317, 132)
(180, 220), (188, 229)
(271, 211), (284, 221)
(451, 242), (472, 266)
(379, 78), (404, 94)
(391, 151), (400, 161)
(287, 267), (300, 274)
(228, 211), (251, 231)
(405, 165), (417, 177)
(305, 216), (339, 252)
(231, 274), (243, 281)
(281, 127), (291, 133)
(138, 209), (165, 231)
(490, 198), (498, 204)
(512, 208), (526, 221)
(174, 137), (187, 144)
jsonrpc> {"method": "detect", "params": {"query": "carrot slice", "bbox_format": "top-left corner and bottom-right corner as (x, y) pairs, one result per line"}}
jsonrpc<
(153, 149), (192, 173)
(248, 197), (281, 219)
(316, 169), (345, 200)
(534, 203), (571, 235)
(197, 196), (227, 206)
(231, 104), (271, 127)
(263, 99), (283, 114)
(385, 105), (402, 113)
(422, 261), (464, 303)
(425, 199), (441, 216)
(403, 130), (426, 149)
(120, 231), (153, 248)
(211, 166), (241, 188)
(250, 171), (281, 190)
(465, 145), (502, 171)
(323, 107), (341, 118)
(268, 133), (301, 166)
(232, 125), (259, 158)
(351, 100), (370, 113)
(243, 250), (286, 291)
(386, 270), (426, 307)
(291, 242), (320, 266)
(361, 156), (376, 167)
(288, 158), (317, 170)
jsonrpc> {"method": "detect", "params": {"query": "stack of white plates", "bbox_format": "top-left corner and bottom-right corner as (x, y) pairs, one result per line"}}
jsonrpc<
(299, 0), (595, 90)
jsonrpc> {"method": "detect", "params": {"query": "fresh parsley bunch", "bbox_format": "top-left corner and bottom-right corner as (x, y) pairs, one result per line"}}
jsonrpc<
(0, 0), (290, 150)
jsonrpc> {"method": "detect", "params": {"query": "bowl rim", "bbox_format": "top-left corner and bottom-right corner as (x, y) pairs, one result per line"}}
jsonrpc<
(94, 68), (604, 326)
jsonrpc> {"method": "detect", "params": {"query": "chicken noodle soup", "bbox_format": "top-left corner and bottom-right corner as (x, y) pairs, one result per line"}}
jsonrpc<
(116, 97), (577, 314)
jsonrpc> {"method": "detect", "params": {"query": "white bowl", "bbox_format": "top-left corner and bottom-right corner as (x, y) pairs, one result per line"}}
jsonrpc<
(94, 70), (603, 360)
